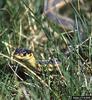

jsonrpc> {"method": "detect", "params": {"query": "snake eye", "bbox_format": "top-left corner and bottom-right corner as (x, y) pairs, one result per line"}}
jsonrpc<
(23, 52), (26, 56)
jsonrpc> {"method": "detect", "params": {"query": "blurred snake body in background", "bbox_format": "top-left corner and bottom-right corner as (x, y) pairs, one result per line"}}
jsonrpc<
(44, 0), (74, 30)
(44, 0), (84, 40)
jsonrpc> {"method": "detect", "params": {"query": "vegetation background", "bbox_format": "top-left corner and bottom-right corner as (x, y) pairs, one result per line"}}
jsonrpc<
(0, 0), (92, 100)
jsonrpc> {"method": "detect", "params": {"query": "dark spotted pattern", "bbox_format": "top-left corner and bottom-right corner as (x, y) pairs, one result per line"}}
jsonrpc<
(14, 48), (32, 55)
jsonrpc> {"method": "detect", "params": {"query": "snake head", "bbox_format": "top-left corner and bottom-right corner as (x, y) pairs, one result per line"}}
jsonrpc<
(13, 48), (33, 60)
(13, 48), (36, 67)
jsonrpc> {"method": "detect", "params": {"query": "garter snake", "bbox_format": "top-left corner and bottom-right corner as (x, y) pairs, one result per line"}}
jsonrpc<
(13, 48), (61, 75)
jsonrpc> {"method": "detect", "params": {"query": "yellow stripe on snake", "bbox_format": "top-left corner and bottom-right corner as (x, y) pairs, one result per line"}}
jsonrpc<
(13, 48), (60, 78)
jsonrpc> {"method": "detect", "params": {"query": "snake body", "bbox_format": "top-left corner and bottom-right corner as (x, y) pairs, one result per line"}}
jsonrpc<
(13, 48), (61, 77)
